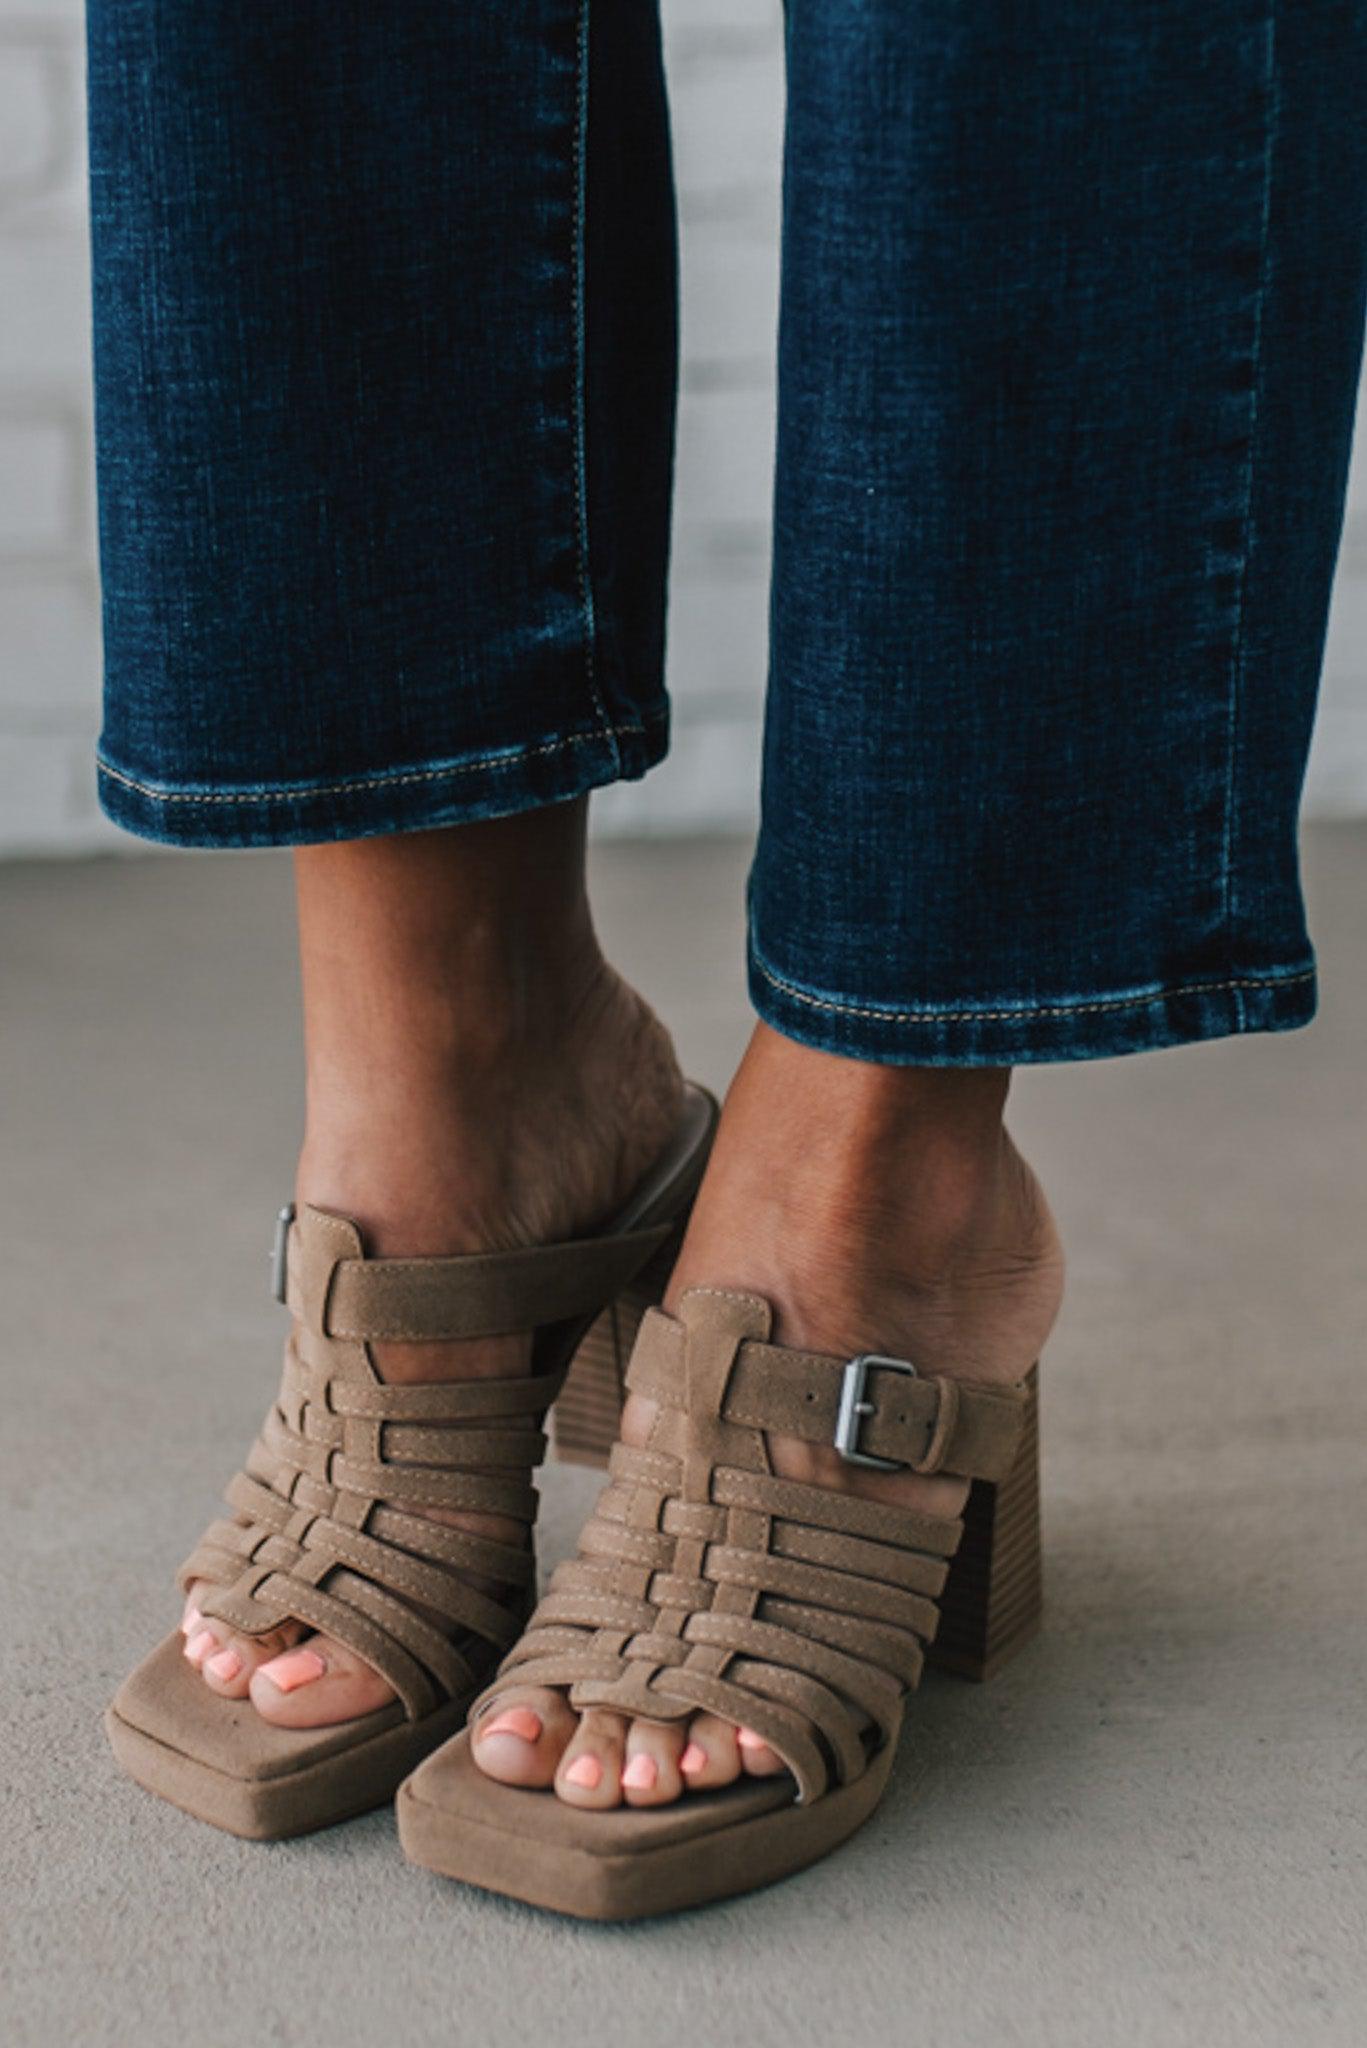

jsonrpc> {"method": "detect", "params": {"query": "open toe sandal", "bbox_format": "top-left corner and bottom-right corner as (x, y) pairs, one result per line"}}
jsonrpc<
(105, 1082), (717, 1839)
(397, 1284), (1041, 1919)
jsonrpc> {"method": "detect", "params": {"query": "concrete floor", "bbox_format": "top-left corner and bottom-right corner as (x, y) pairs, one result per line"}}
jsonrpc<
(1, 828), (1365, 2048)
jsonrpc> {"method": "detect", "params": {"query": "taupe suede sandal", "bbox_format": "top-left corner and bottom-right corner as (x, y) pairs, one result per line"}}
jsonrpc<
(106, 1083), (717, 1840)
(397, 1286), (1041, 1919)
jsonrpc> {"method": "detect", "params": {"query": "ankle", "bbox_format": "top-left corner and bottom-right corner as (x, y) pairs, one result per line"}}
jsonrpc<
(676, 1024), (1019, 1269)
(297, 960), (685, 1257)
(293, 799), (615, 1107)
(667, 1025), (1063, 1382)
(291, 803), (687, 1253)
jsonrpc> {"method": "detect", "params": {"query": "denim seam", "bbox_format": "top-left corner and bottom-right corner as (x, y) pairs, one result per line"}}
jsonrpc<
(570, 0), (621, 776)
(95, 724), (650, 807)
(1221, 5), (1279, 1013)
(750, 947), (1313, 1027)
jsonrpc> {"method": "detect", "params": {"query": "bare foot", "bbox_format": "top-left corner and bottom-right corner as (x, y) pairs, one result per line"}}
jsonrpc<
(473, 1024), (1064, 1805)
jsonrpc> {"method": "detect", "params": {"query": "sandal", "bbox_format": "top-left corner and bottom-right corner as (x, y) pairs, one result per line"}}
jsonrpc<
(105, 1083), (718, 1839)
(396, 1284), (1041, 1918)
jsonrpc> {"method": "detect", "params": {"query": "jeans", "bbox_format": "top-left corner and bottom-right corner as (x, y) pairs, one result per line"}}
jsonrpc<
(86, 2), (1367, 1064)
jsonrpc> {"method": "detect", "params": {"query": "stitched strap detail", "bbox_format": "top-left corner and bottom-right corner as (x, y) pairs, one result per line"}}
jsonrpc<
(292, 1221), (673, 1341)
(626, 1310), (1027, 1480)
(474, 1289), (1033, 1801)
(179, 1203), (580, 1720)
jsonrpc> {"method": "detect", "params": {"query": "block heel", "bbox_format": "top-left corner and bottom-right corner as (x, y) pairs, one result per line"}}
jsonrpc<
(552, 1226), (683, 1468)
(926, 1364), (1042, 1682)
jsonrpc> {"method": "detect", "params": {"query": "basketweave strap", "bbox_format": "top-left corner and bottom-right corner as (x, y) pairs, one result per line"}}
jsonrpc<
(181, 1198), (663, 1723)
(472, 1289), (1032, 1802)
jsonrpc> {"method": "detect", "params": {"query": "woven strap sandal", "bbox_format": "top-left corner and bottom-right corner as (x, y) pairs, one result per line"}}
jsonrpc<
(397, 1284), (1041, 1919)
(105, 1083), (717, 1839)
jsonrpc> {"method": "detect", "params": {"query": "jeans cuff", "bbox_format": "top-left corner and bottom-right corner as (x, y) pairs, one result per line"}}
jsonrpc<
(95, 708), (669, 850)
(748, 936), (1318, 1066)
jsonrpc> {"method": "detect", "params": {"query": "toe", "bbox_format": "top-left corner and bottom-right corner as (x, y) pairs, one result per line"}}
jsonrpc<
(678, 1713), (745, 1792)
(473, 1687), (577, 1788)
(194, 1624), (304, 1700)
(182, 1585), (303, 1701)
(249, 1633), (396, 1728)
(554, 1708), (626, 1809)
(182, 1623), (219, 1672)
(621, 1718), (687, 1806)
(199, 1639), (249, 1696)
(737, 1725), (788, 1777)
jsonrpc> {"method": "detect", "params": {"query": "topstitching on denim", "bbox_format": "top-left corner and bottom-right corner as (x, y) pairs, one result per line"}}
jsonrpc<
(1220, 3), (1280, 1019)
(95, 724), (649, 808)
(749, 935), (1315, 1028)
(571, 0), (620, 775)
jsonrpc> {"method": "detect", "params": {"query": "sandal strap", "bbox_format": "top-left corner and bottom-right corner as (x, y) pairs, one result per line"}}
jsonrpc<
(287, 1215), (675, 1342)
(180, 1201), (612, 1718)
(626, 1309), (1026, 1481)
(473, 1287), (1033, 1801)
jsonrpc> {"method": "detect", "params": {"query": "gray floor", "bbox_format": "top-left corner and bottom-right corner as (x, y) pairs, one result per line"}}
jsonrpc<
(2, 829), (1365, 2048)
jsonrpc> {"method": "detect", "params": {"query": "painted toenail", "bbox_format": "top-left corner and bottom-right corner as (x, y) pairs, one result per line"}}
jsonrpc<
(622, 1753), (658, 1791)
(184, 1630), (215, 1665)
(737, 1727), (768, 1752)
(482, 1708), (542, 1744)
(564, 1755), (602, 1790)
(206, 1648), (242, 1682)
(182, 1607), (203, 1635)
(259, 1648), (326, 1692)
(680, 1743), (707, 1775)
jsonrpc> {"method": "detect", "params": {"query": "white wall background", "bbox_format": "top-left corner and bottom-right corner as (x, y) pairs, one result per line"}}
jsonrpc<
(1, 0), (1365, 855)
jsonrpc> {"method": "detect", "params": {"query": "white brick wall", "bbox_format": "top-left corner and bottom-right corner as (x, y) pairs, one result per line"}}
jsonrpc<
(0, 2), (105, 852)
(0, 0), (1364, 854)
(1313, 424), (1367, 816)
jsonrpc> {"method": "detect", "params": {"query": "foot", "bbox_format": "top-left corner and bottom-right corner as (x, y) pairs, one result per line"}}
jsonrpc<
(182, 818), (686, 1727)
(473, 1024), (1064, 1805)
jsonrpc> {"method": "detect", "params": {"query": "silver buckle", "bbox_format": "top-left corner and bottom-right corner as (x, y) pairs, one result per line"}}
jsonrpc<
(834, 1353), (917, 1471)
(271, 1202), (295, 1305)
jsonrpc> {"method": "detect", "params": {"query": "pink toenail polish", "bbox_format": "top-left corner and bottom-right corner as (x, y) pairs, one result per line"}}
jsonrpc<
(184, 1630), (215, 1665)
(182, 1607), (203, 1635)
(206, 1648), (242, 1682)
(564, 1755), (602, 1790)
(622, 1754), (658, 1791)
(259, 1647), (326, 1692)
(737, 1727), (768, 1752)
(482, 1708), (542, 1744)
(680, 1743), (707, 1775)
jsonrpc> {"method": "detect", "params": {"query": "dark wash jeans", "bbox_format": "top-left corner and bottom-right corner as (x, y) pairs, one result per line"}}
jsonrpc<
(87, 2), (1367, 1064)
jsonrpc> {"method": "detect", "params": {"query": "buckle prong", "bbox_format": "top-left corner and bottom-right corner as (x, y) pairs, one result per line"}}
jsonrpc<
(835, 1353), (917, 1471)
(271, 1202), (296, 1305)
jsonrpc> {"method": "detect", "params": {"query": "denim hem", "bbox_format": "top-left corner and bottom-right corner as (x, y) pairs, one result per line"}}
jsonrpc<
(748, 937), (1318, 1066)
(95, 706), (669, 850)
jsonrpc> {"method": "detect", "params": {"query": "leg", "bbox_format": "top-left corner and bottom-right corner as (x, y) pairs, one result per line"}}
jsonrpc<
(751, 0), (1367, 1061)
(474, 0), (1367, 1808)
(183, 803), (685, 1726)
(86, 0), (676, 844)
(90, 5), (688, 1750)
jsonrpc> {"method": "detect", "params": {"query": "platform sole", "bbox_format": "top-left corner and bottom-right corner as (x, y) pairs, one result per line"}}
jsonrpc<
(106, 1694), (467, 1842)
(397, 1737), (895, 1921)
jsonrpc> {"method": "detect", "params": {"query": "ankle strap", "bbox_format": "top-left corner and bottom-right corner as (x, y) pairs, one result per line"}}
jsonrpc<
(280, 1203), (675, 1342)
(626, 1304), (1030, 1481)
